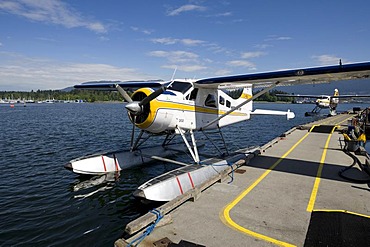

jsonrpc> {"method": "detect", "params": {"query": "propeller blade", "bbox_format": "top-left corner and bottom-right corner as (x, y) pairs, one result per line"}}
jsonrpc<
(115, 84), (133, 103)
(139, 85), (167, 106)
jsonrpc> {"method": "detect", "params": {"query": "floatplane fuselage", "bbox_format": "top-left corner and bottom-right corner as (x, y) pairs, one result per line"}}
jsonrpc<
(66, 80), (293, 175)
(128, 81), (294, 133)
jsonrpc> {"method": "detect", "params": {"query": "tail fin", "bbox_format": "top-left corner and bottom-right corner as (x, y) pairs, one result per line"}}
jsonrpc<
(334, 88), (339, 97)
(239, 86), (253, 100)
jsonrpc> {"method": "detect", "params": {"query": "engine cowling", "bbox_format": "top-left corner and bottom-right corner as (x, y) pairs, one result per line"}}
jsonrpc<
(128, 88), (175, 133)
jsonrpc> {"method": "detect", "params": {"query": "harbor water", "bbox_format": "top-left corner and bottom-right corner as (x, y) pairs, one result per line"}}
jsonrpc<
(0, 102), (366, 246)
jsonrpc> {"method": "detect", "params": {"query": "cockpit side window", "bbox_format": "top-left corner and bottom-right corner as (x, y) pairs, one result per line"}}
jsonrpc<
(205, 94), (217, 108)
(188, 88), (198, 100)
(168, 81), (192, 94)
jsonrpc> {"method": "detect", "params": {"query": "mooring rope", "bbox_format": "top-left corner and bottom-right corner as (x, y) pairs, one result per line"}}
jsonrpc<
(126, 208), (163, 247)
(208, 162), (235, 184)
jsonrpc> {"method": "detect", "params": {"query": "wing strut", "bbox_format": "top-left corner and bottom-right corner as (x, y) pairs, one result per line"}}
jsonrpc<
(177, 126), (200, 164)
(201, 81), (280, 130)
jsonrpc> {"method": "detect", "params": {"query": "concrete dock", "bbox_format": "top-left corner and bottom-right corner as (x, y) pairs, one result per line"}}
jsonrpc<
(116, 112), (370, 247)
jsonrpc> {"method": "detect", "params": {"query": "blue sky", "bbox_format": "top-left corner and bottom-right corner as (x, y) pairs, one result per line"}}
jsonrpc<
(0, 0), (369, 91)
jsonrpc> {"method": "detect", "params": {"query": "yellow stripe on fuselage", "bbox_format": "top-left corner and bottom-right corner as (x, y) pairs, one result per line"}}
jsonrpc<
(135, 89), (249, 130)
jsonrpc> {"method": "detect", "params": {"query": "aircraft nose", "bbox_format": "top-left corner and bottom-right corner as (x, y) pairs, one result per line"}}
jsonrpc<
(125, 102), (142, 114)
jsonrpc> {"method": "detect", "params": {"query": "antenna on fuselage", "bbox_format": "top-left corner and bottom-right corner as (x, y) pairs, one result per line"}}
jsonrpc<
(171, 66), (178, 81)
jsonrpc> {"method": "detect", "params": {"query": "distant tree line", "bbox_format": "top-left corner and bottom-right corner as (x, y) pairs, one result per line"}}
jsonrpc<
(0, 89), (293, 103)
(253, 89), (293, 102)
(0, 89), (123, 102)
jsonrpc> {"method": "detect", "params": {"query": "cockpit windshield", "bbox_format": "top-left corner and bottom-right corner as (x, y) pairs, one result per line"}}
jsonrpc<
(168, 81), (193, 94)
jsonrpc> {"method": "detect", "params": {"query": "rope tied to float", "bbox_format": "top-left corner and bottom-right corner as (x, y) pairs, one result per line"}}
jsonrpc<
(207, 161), (234, 184)
(227, 162), (234, 184)
(126, 208), (163, 247)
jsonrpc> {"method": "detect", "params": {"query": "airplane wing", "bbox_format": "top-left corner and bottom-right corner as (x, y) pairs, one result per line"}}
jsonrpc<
(74, 80), (165, 90)
(275, 94), (329, 99)
(194, 61), (370, 89)
(332, 95), (370, 98)
(276, 94), (370, 99)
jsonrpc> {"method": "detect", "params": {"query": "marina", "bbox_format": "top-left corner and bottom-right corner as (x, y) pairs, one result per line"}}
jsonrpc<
(116, 111), (370, 247)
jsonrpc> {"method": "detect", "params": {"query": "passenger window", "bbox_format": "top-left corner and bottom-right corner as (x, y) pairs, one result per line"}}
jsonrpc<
(189, 88), (198, 100)
(205, 94), (216, 108)
(226, 100), (231, 108)
(219, 96), (225, 105)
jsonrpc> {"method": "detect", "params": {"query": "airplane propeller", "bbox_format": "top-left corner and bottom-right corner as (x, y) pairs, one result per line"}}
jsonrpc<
(115, 83), (167, 116)
(139, 85), (167, 106)
(115, 84), (133, 103)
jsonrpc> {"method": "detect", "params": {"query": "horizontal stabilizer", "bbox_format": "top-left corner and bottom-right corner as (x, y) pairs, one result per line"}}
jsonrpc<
(251, 109), (295, 120)
(276, 94), (329, 99)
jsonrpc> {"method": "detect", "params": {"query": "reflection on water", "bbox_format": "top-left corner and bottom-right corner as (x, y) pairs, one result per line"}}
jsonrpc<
(72, 173), (120, 199)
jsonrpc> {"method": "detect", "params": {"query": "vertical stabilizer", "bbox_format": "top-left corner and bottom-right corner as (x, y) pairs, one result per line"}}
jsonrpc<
(334, 88), (339, 97)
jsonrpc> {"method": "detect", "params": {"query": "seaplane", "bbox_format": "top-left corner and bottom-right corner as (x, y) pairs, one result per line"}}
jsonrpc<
(65, 61), (370, 201)
(277, 88), (370, 116)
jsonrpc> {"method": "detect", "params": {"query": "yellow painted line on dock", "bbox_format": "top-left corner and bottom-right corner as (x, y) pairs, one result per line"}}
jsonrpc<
(307, 116), (370, 218)
(306, 120), (362, 212)
(306, 126), (337, 212)
(220, 132), (311, 247)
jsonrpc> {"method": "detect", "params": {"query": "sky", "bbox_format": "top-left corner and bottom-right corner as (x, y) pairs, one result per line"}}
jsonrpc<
(0, 0), (369, 91)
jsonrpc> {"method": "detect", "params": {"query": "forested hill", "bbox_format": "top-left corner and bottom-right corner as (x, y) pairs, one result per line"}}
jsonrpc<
(0, 89), (293, 103)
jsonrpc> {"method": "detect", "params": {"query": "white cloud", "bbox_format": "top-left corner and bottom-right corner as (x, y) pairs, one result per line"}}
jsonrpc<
(207, 11), (232, 18)
(130, 26), (154, 35)
(181, 38), (205, 46)
(214, 69), (232, 76)
(218, 12), (232, 17)
(0, 52), (155, 90)
(148, 50), (207, 73)
(0, 0), (107, 33)
(312, 55), (343, 65)
(276, 36), (291, 40)
(151, 37), (177, 45)
(254, 44), (272, 49)
(241, 51), (266, 59)
(227, 60), (256, 69)
(148, 50), (199, 64)
(162, 64), (206, 72)
(151, 37), (205, 46)
(167, 4), (206, 16)
(264, 36), (292, 42)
